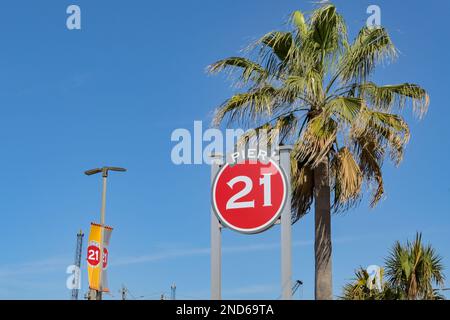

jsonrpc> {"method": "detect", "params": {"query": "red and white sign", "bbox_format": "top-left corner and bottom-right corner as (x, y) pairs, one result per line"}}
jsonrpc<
(87, 243), (108, 269)
(212, 159), (287, 234)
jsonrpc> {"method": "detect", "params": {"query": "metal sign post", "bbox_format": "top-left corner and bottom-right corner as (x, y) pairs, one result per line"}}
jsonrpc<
(210, 146), (293, 300)
(279, 146), (292, 300)
(210, 153), (223, 300)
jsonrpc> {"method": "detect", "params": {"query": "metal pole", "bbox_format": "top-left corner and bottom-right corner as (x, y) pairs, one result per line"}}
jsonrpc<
(210, 153), (222, 300)
(97, 174), (108, 300)
(101, 176), (107, 225)
(279, 145), (292, 300)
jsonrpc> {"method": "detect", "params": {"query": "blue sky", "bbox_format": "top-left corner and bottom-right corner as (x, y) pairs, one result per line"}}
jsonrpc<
(0, 0), (448, 299)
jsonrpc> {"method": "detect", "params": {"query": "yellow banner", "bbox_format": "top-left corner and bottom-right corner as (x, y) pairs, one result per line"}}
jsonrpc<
(87, 222), (113, 292)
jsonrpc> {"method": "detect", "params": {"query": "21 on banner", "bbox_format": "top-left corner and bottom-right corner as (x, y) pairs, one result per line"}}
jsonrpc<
(212, 159), (287, 234)
(87, 222), (113, 292)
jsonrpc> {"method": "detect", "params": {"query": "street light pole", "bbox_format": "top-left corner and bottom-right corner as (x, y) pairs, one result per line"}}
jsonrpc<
(85, 166), (126, 300)
(101, 174), (107, 225)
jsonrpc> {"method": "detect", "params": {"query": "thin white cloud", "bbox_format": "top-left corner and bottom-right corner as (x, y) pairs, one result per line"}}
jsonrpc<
(0, 256), (68, 278)
(111, 247), (210, 266)
(0, 234), (366, 277)
(112, 239), (316, 267)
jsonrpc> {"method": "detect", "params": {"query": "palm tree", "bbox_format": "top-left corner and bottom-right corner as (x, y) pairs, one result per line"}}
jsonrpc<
(385, 233), (445, 300)
(341, 267), (398, 300)
(209, 3), (429, 299)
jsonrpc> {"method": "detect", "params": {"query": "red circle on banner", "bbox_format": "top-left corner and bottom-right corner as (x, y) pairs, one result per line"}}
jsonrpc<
(87, 245), (108, 269)
(212, 159), (287, 234)
(102, 247), (108, 269)
(87, 245), (100, 267)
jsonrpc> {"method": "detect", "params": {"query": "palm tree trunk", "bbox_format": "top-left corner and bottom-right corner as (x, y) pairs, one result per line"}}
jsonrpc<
(314, 156), (333, 300)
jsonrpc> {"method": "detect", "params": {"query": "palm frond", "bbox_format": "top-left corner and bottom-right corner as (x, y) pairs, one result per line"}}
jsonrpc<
(325, 96), (364, 124)
(358, 82), (430, 118)
(260, 31), (294, 62)
(337, 27), (397, 84)
(291, 10), (308, 40)
(236, 113), (299, 147)
(207, 57), (269, 85)
(294, 114), (337, 167)
(309, 4), (348, 56)
(352, 132), (385, 207)
(353, 110), (410, 165)
(282, 69), (323, 105)
(291, 161), (314, 222)
(213, 86), (278, 126)
(331, 147), (363, 209)
(255, 31), (298, 77)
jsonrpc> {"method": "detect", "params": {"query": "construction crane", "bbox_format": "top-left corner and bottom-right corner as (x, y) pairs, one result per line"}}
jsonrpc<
(292, 280), (303, 298)
(170, 283), (176, 300)
(71, 230), (84, 300)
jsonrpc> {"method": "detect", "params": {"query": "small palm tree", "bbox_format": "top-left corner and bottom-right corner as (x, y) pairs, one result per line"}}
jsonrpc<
(209, 3), (429, 299)
(385, 233), (445, 300)
(341, 267), (398, 300)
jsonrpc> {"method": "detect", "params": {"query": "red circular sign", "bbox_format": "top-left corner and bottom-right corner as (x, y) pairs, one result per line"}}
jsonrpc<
(87, 244), (108, 268)
(212, 159), (287, 234)
(102, 247), (108, 269)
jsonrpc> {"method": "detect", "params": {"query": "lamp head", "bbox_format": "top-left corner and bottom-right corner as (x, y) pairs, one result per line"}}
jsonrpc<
(84, 167), (127, 177)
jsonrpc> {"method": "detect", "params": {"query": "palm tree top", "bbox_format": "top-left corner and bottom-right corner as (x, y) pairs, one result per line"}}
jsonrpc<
(208, 3), (429, 220)
(341, 233), (446, 300)
(385, 232), (445, 300)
